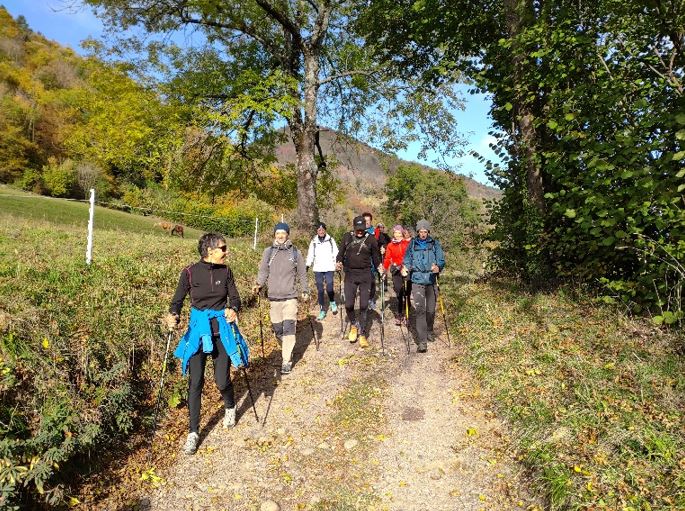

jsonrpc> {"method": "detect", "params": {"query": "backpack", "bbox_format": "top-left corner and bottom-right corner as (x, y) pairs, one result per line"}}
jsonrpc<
(408, 238), (437, 270)
(267, 245), (300, 271)
(312, 236), (334, 265)
(343, 232), (371, 258)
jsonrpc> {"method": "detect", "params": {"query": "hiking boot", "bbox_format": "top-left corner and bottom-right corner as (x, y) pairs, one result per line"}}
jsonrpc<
(183, 432), (199, 455)
(359, 335), (369, 348)
(330, 302), (338, 314)
(317, 309), (326, 321)
(427, 331), (435, 342)
(281, 361), (292, 374)
(222, 407), (236, 429)
(368, 299), (376, 311)
(348, 325), (358, 343)
(417, 342), (427, 353)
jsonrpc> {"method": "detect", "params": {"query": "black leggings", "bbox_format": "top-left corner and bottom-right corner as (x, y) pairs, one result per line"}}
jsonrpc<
(392, 272), (412, 316)
(187, 334), (235, 433)
(344, 272), (373, 335)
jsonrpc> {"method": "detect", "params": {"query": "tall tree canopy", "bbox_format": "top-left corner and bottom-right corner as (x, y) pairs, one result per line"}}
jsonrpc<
(364, 0), (685, 317)
(83, 0), (465, 228)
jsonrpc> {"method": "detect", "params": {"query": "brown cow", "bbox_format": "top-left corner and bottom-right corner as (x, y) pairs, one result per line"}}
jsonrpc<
(156, 221), (184, 238)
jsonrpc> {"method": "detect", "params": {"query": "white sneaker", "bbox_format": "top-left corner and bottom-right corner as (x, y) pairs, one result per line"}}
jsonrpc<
(183, 432), (199, 455)
(223, 407), (236, 429)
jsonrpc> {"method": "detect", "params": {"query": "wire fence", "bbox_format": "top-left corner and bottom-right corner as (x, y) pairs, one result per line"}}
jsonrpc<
(0, 189), (270, 262)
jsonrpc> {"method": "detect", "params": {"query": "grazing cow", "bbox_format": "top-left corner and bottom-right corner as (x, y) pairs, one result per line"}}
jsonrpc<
(156, 221), (184, 238)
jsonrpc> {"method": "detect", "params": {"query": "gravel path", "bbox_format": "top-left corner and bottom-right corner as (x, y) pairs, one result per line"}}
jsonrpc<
(140, 294), (541, 510)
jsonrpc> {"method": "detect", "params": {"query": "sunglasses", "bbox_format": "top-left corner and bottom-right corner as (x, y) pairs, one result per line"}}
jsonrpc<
(214, 245), (228, 252)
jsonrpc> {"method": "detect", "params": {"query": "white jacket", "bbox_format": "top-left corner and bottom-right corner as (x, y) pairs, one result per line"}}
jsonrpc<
(306, 234), (339, 272)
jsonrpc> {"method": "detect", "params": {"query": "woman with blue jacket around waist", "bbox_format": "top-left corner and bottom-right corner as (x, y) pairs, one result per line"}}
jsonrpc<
(401, 220), (445, 353)
(164, 233), (242, 455)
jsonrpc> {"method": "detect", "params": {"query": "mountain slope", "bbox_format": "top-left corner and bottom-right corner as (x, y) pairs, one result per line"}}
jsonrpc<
(274, 127), (501, 201)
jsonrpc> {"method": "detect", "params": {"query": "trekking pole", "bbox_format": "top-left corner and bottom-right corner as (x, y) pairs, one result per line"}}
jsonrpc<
(241, 367), (260, 422)
(257, 293), (265, 359)
(379, 274), (385, 356)
(403, 278), (411, 355)
(339, 270), (348, 340)
(149, 329), (173, 459)
(306, 294), (320, 351)
(231, 323), (260, 422)
(435, 275), (452, 348)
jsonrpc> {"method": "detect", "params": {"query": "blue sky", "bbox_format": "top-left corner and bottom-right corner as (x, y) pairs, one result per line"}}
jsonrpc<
(2, 0), (499, 187)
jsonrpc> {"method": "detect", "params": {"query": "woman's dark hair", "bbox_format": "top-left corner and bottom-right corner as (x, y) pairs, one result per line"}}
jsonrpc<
(198, 232), (226, 258)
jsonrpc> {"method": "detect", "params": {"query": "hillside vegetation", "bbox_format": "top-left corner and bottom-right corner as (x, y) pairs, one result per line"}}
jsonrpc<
(0, 194), (263, 508)
(2, 192), (683, 510)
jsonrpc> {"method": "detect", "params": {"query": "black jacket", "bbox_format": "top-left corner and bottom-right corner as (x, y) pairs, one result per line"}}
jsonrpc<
(337, 232), (381, 273)
(169, 260), (241, 316)
(376, 232), (391, 250)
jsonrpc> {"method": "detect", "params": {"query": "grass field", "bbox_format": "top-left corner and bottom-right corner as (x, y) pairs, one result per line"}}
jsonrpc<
(0, 185), (205, 239)
(0, 187), (264, 508)
(443, 273), (685, 510)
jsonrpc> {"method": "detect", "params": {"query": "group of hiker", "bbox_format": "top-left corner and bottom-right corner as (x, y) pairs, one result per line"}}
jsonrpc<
(163, 213), (445, 454)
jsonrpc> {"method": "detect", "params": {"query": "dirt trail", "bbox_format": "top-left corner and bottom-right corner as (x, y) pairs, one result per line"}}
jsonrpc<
(141, 295), (541, 510)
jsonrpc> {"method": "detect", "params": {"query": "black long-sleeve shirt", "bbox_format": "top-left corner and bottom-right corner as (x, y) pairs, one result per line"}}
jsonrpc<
(169, 260), (241, 316)
(337, 232), (381, 274)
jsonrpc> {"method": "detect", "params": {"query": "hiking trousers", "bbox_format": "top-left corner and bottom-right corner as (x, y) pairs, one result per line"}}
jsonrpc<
(270, 298), (298, 364)
(411, 283), (437, 344)
(344, 271), (372, 335)
(392, 272), (412, 317)
(187, 334), (235, 434)
(314, 271), (335, 309)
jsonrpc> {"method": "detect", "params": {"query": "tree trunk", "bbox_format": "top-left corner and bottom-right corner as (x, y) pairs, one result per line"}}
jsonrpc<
(291, 50), (320, 229)
(505, 0), (546, 214)
(293, 127), (319, 228)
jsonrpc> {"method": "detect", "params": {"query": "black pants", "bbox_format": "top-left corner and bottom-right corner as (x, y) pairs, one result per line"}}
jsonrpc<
(344, 271), (373, 335)
(187, 334), (235, 433)
(392, 272), (412, 316)
(411, 283), (437, 344)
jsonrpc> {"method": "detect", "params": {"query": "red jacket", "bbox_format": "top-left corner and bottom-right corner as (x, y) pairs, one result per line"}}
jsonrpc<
(383, 239), (409, 270)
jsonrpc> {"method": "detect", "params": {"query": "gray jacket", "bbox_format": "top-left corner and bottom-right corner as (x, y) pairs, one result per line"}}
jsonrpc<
(257, 240), (308, 300)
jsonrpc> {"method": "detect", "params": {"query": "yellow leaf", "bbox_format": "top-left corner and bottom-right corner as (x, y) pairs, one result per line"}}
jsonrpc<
(42, 338), (50, 349)
(399, 480), (407, 487)
(466, 427), (478, 437)
(479, 494), (487, 501)
(68, 497), (80, 507)
(573, 465), (582, 473)
(586, 481), (593, 491)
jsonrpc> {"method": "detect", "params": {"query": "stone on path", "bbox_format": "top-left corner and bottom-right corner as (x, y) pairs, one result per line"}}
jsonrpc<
(344, 439), (358, 450)
(260, 500), (281, 511)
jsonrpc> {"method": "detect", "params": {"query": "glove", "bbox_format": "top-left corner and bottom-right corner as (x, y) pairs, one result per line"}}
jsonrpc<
(224, 308), (237, 323)
(162, 313), (179, 332)
(252, 284), (262, 295)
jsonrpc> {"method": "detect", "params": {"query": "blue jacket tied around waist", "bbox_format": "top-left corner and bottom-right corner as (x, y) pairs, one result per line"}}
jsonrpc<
(174, 308), (250, 375)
